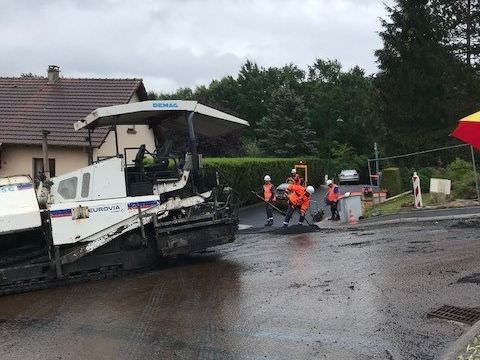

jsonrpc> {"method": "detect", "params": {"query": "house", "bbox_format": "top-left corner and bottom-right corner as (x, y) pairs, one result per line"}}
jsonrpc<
(0, 65), (155, 178)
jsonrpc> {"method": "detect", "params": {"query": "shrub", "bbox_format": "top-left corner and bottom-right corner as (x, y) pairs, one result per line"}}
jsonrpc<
(417, 167), (438, 193)
(413, 159), (477, 200)
(381, 168), (402, 196)
(443, 158), (477, 199)
(203, 157), (325, 206)
(242, 140), (262, 158)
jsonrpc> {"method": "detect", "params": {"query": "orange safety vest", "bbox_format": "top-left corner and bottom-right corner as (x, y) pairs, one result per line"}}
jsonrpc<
(263, 184), (276, 202)
(287, 184), (310, 214)
(327, 184), (339, 202)
(287, 184), (305, 206)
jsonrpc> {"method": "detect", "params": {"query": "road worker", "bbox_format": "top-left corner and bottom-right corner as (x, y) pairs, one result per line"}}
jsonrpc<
(283, 185), (315, 227)
(326, 179), (340, 221)
(286, 168), (297, 184)
(263, 175), (276, 226)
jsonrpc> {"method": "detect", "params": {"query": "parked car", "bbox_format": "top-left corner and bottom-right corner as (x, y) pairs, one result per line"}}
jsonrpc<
(338, 169), (359, 184)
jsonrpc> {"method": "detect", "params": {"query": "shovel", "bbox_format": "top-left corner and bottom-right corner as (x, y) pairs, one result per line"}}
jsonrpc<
(251, 191), (286, 215)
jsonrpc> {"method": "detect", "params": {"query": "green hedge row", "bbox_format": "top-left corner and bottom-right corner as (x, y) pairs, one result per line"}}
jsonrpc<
(381, 168), (402, 196)
(203, 158), (326, 206)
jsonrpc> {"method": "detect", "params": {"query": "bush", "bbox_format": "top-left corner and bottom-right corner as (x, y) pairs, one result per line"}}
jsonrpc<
(416, 167), (438, 194)
(381, 168), (402, 196)
(204, 157), (325, 206)
(242, 140), (262, 157)
(442, 158), (477, 199)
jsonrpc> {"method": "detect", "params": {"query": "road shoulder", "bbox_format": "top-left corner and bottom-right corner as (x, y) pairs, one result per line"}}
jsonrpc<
(441, 321), (480, 360)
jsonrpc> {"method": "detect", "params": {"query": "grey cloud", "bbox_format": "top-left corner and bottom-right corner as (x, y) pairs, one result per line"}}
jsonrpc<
(0, 0), (394, 92)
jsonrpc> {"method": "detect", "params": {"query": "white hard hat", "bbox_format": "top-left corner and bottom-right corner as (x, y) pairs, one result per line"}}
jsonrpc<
(326, 180), (333, 186)
(306, 186), (315, 194)
(264, 175), (271, 181)
(291, 168), (296, 174)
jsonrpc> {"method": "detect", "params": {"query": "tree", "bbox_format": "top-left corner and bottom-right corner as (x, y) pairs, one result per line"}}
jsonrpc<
(302, 59), (376, 157)
(434, 0), (480, 68)
(148, 87), (194, 100)
(375, 0), (480, 154)
(256, 86), (317, 157)
(20, 72), (42, 78)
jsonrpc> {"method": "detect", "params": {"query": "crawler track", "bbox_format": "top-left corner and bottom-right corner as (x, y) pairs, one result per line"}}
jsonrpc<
(0, 261), (135, 296)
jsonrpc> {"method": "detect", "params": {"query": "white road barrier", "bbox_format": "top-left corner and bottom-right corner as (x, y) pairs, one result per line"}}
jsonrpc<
(412, 172), (423, 209)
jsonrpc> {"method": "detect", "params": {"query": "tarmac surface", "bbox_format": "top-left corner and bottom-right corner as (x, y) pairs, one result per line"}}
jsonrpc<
(0, 218), (479, 359)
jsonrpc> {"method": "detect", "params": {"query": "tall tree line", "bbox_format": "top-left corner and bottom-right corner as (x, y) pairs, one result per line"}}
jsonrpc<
(149, 60), (376, 159)
(375, 0), (480, 155)
(149, 0), (480, 159)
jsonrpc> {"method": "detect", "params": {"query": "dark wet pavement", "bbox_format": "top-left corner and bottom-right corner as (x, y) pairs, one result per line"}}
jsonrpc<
(0, 221), (479, 359)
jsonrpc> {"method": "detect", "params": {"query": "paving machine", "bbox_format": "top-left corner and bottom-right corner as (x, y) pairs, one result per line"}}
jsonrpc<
(0, 100), (249, 295)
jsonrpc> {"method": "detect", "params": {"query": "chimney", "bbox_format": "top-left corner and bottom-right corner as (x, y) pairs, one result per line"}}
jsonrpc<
(47, 65), (60, 84)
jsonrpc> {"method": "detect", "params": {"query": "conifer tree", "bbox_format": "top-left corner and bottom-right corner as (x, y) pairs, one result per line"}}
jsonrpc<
(434, 0), (480, 68)
(256, 86), (317, 157)
(375, 0), (479, 153)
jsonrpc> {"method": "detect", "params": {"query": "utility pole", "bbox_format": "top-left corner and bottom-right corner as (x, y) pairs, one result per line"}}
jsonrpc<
(374, 142), (380, 175)
(470, 145), (480, 203)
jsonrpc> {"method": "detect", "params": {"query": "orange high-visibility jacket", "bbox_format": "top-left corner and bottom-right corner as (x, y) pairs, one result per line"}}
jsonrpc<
(287, 184), (310, 214)
(287, 184), (305, 206)
(263, 183), (276, 202)
(299, 194), (310, 215)
(327, 184), (340, 202)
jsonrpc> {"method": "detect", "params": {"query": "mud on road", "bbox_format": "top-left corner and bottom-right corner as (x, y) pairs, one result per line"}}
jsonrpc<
(0, 221), (479, 359)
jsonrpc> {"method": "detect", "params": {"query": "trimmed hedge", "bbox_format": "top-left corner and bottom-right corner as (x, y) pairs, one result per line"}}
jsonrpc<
(381, 167), (402, 196)
(203, 158), (326, 206)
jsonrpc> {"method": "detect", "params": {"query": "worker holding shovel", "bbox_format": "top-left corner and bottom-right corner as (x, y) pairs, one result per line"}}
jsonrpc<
(283, 184), (315, 227)
(262, 175), (276, 226)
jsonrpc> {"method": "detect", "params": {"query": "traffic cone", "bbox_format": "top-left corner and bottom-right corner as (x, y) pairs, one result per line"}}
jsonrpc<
(348, 210), (357, 225)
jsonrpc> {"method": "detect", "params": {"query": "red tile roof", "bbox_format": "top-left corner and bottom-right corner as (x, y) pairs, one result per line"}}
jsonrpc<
(0, 77), (147, 147)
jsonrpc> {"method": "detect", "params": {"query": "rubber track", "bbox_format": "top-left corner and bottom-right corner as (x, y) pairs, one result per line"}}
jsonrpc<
(0, 248), (49, 268)
(0, 264), (149, 297)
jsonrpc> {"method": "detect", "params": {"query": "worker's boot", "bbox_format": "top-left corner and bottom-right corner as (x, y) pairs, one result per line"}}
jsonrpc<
(265, 218), (274, 227)
(298, 215), (305, 225)
(282, 222), (289, 228)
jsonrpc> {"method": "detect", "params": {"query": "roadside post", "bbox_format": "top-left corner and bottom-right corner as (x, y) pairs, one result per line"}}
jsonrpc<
(412, 172), (423, 209)
(470, 146), (480, 203)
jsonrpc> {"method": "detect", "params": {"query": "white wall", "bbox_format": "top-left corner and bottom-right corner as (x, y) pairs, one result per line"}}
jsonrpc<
(93, 91), (156, 162)
(0, 144), (89, 178)
(93, 124), (156, 162)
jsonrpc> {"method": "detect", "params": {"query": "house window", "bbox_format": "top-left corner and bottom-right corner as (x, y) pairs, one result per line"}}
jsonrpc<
(33, 158), (56, 178)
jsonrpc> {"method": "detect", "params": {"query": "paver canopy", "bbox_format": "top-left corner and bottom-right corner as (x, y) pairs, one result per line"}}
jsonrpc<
(74, 100), (249, 137)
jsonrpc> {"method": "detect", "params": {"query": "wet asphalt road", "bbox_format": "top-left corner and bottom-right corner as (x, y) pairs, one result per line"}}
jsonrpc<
(0, 222), (479, 358)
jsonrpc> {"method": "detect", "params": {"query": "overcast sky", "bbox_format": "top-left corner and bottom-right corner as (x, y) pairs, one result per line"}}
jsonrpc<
(0, 0), (394, 93)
